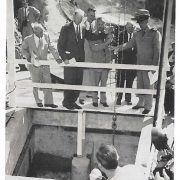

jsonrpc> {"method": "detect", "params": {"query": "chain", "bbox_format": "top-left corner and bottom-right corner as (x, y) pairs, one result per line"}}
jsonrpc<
(111, 0), (127, 146)
(112, 113), (117, 145)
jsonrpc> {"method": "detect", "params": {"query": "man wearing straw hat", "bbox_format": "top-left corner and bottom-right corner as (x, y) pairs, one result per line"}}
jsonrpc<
(111, 9), (161, 114)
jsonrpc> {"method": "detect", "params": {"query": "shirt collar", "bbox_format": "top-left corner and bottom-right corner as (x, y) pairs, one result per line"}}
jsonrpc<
(73, 22), (79, 30)
(144, 26), (150, 32)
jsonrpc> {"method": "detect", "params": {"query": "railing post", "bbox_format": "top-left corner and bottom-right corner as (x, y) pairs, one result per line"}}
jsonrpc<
(6, 0), (16, 107)
(154, 0), (174, 127)
(77, 111), (85, 157)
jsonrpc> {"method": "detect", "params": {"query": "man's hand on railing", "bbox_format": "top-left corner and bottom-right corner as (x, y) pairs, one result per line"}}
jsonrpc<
(27, 57), (31, 63)
(64, 59), (70, 64)
(56, 58), (62, 64)
(154, 170), (170, 180)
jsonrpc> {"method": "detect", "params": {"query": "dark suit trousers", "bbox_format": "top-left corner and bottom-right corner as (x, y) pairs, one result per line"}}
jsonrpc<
(116, 69), (136, 102)
(63, 67), (83, 105)
(164, 87), (174, 114)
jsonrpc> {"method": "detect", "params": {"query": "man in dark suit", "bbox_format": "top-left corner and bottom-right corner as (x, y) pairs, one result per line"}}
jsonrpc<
(18, 0), (40, 40)
(57, 9), (85, 110)
(116, 22), (137, 105)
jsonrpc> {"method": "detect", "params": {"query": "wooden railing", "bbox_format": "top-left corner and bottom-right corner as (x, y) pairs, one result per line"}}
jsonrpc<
(14, 59), (158, 95)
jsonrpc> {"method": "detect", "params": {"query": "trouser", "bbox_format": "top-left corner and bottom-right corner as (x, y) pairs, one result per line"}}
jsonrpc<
(63, 67), (83, 105)
(164, 88), (174, 114)
(90, 69), (109, 103)
(116, 69), (136, 102)
(136, 71), (153, 110)
(79, 69), (92, 100)
(28, 65), (54, 105)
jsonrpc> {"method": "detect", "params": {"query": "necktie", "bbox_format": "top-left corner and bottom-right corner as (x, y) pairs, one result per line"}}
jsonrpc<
(37, 38), (43, 58)
(76, 25), (81, 42)
(89, 23), (92, 32)
(129, 33), (132, 41)
(24, 7), (27, 19)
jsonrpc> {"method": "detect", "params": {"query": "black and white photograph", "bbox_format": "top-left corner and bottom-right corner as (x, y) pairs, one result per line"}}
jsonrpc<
(3, 0), (176, 180)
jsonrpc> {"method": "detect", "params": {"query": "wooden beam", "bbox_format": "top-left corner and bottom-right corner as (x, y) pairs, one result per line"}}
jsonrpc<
(6, 0), (16, 107)
(15, 81), (157, 95)
(16, 105), (155, 117)
(77, 111), (83, 157)
(14, 59), (159, 71)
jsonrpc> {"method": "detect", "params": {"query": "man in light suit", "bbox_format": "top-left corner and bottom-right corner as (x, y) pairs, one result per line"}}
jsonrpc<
(22, 23), (61, 108)
(57, 9), (85, 110)
(88, 18), (113, 107)
(18, 0), (40, 40)
(79, 7), (96, 104)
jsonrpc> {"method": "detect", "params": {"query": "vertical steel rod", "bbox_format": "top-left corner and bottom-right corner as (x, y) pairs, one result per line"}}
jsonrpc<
(153, 0), (174, 127)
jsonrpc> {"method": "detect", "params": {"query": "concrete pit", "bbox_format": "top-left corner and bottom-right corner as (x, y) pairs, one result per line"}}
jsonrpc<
(6, 108), (141, 180)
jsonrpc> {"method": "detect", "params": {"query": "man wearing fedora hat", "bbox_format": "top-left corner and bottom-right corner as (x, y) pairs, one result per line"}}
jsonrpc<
(111, 9), (161, 114)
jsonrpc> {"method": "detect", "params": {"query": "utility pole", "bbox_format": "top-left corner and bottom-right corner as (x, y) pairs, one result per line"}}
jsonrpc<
(154, 0), (174, 127)
(7, 0), (16, 107)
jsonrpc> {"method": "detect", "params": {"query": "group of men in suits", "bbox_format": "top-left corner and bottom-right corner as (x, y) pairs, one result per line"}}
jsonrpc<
(21, 5), (161, 114)
(112, 9), (161, 114)
(57, 8), (113, 109)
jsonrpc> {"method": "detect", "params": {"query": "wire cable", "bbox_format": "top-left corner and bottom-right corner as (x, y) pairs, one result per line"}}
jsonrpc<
(6, 82), (16, 96)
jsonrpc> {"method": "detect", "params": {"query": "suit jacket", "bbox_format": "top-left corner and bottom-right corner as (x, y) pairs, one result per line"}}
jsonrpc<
(57, 21), (85, 62)
(121, 28), (161, 66)
(18, 6), (40, 30)
(88, 34), (111, 64)
(118, 30), (137, 65)
(22, 33), (60, 62)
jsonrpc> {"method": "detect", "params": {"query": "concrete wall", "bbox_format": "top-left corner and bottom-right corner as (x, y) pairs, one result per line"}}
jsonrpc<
(15, 133), (35, 177)
(31, 109), (153, 132)
(33, 125), (93, 158)
(33, 125), (139, 167)
(6, 108), (33, 175)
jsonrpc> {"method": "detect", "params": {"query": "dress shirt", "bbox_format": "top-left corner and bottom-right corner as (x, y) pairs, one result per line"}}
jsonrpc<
(128, 32), (133, 41)
(34, 34), (41, 48)
(73, 22), (82, 39)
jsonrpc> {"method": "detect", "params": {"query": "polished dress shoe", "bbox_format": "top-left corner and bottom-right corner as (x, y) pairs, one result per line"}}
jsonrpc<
(79, 99), (85, 105)
(100, 102), (109, 107)
(126, 101), (132, 105)
(93, 102), (98, 107)
(63, 104), (75, 110)
(73, 103), (82, 109)
(132, 105), (144, 110)
(116, 99), (121, 105)
(45, 104), (58, 108)
(37, 103), (43, 107)
(142, 109), (151, 114)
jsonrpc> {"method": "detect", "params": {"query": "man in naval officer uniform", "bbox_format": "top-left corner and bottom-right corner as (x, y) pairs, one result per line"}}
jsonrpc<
(111, 9), (161, 114)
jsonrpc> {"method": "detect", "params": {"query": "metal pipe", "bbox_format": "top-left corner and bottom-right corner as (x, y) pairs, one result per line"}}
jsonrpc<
(153, 0), (174, 127)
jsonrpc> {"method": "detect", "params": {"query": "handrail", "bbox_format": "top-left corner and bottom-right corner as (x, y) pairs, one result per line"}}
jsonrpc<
(16, 81), (157, 95)
(14, 59), (159, 71)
